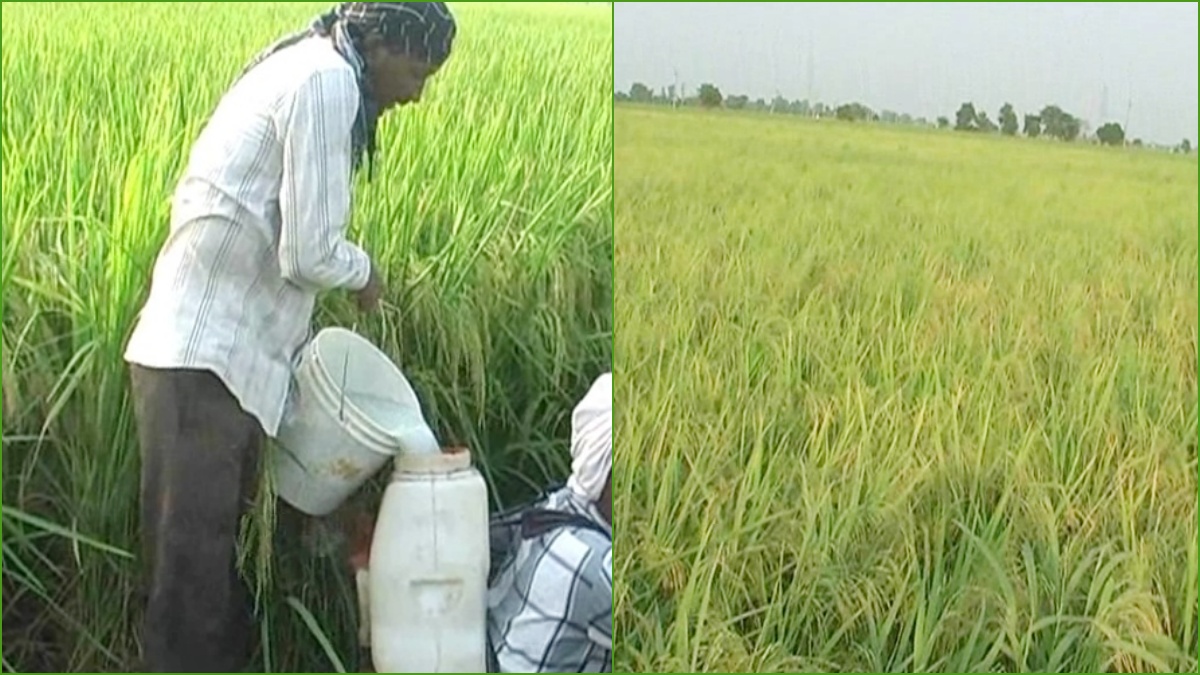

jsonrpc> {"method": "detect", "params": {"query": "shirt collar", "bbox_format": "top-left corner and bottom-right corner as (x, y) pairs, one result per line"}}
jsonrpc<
(546, 486), (612, 539)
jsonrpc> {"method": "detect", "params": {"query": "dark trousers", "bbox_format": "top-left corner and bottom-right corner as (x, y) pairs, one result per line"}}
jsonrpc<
(129, 364), (263, 673)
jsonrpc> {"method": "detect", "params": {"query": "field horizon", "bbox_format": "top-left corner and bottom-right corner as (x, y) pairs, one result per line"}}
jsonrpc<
(614, 102), (1197, 673)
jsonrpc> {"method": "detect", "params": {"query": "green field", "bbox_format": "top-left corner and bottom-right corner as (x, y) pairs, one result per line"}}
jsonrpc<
(614, 104), (1197, 673)
(1, 3), (611, 671)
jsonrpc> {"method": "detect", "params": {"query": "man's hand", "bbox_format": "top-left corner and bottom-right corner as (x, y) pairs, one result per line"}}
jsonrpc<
(355, 263), (383, 313)
(348, 510), (375, 572)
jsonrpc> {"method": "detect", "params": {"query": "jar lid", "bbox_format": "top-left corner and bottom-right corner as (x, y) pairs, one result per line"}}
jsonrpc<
(394, 447), (472, 474)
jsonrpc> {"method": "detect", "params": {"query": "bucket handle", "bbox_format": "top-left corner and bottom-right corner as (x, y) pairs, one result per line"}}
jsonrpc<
(339, 348), (350, 423)
(338, 321), (360, 423)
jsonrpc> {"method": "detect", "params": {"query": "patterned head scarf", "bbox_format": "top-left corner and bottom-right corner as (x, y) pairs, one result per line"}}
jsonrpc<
(333, 2), (456, 66)
(238, 2), (457, 178)
(566, 373), (612, 503)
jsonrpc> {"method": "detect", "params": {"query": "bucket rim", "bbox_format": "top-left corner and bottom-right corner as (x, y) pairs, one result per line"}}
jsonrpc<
(294, 360), (402, 456)
(306, 327), (428, 448)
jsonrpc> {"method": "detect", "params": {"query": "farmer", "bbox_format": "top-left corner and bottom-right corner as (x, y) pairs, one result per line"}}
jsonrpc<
(485, 372), (614, 673)
(121, 3), (455, 672)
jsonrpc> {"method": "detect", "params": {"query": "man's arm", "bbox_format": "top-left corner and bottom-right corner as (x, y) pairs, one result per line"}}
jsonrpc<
(277, 67), (372, 292)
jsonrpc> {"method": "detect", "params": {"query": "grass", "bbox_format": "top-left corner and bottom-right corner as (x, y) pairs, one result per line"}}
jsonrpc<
(1, 2), (612, 671)
(613, 104), (1197, 673)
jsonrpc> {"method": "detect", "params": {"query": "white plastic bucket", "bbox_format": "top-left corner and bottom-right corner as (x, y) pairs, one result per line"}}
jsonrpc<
(271, 327), (440, 516)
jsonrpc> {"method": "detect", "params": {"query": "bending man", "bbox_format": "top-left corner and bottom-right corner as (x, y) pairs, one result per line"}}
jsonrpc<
(486, 373), (614, 673)
(123, 4), (456, 671)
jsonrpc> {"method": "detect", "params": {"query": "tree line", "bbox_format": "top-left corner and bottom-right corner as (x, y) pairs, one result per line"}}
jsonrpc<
(616, 81), (1194, 155)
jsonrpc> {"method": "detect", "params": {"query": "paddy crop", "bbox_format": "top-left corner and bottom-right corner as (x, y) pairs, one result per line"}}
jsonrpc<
(614, 104), (1197, 673)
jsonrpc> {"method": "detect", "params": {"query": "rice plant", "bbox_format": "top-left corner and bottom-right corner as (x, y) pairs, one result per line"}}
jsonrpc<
(1, 3), (612, 671)
(614, 104), (1197, 673)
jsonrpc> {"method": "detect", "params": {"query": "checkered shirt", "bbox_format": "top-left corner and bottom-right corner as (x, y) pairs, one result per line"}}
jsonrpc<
(486, 488), (613, 673)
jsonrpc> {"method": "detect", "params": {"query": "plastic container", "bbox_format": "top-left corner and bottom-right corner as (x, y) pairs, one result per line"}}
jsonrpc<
(270, 327), (440, 517)
(368, 449), (490, 673)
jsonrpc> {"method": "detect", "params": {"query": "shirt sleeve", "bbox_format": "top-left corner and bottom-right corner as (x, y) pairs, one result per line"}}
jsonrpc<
(587, 546), (613, 651)
(277, 66), (372, 292)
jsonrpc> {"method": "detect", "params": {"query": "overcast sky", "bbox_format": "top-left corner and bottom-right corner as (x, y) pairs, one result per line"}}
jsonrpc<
(615, 2), (1198, 146)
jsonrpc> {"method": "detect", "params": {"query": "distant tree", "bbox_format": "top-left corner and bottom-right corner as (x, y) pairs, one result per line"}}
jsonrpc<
(1039, 105), (1081, 142)
(1132, 138), (1144, 147)
(1023, 114), (1041, 138)
(1096, 122), (1125, 146)
(1181, 139), (1193, 154)
(725, 94), (749, 110)
(1039, 105), (1063, 137)
(614, 91), (629, 102)
(628, 82), (652, 103)
(697, 83), (722, 108)
(998, 103), (1019, 136)
(955, 102), (977, 131)
(975, 110), (998, 133)
(835, 102), (876, 122)
(937, 116), (950, 129)
(1060, 116), (1081, 142)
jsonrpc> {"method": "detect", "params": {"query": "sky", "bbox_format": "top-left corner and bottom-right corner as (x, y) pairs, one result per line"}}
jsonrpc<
(615, 2), (1198, 146)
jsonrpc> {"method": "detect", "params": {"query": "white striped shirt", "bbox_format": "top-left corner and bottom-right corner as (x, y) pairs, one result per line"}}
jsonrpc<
(124, 36), (372, 437)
